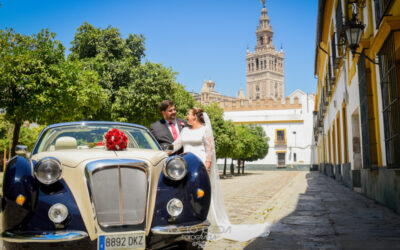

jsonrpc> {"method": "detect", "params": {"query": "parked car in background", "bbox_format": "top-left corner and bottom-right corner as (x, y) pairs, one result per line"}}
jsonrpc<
(1, 121), (211, 249)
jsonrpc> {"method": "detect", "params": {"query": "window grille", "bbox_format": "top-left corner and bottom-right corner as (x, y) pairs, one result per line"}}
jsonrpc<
(277, 153), (285, 166)
(378, 32), (400, 168)
(374, 0), (394, 28)
(277, 130), (285, 142)
(358, 52), (372, 168)
(336, 0), (344, 41)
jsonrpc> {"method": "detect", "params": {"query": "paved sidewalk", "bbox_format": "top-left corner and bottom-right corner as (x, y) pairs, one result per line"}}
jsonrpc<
(207, 171), (400, 250)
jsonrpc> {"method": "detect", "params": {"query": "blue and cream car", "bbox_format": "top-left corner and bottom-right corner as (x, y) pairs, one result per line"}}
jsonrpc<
(1, 122), (211, 249)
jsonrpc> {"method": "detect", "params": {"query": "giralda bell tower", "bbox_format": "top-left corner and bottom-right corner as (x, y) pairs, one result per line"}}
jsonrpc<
(246, 1), (284, 100)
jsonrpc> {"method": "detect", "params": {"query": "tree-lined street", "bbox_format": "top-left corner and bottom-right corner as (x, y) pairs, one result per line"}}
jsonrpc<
(206, 171), (400, 250)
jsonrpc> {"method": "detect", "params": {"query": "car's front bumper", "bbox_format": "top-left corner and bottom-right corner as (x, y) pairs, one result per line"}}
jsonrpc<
(151, 220), (210, 235)
(2, 230), (88, 243)
(2, 220), (209, 247)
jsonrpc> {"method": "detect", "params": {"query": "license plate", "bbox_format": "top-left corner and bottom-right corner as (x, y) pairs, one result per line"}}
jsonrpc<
(98, 231), (145, 250)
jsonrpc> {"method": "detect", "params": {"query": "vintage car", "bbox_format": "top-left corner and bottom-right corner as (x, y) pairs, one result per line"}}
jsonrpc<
(1, 121), (211, 249)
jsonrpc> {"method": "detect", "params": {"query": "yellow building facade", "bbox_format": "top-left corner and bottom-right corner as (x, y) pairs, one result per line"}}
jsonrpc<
(314, 0), (400, 213)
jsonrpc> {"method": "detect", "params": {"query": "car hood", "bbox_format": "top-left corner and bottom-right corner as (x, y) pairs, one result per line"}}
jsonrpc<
(31, 148), (167, 168)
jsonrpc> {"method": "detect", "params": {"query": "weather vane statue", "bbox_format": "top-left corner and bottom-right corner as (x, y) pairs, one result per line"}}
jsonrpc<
(260, 0), (266, 8)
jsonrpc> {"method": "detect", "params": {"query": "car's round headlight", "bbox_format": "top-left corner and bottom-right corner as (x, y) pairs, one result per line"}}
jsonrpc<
(48, 203), (68, 223)
(166, 198), (183, 217)
(34, 157), (62, 185)
(163, 157), (188, 181)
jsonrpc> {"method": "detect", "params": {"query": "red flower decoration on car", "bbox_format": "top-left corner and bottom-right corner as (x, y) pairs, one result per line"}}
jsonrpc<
(104, 128), (128, 151)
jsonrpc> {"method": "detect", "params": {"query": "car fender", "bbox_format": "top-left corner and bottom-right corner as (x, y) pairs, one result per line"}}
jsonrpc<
(2, 156), (38, 229)
(151, 152), (211, 227)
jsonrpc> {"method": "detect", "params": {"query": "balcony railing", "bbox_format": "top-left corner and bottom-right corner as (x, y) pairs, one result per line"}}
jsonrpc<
(275, 140), (287, 147)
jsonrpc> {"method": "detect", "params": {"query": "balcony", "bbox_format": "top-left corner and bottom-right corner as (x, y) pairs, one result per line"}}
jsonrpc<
(275, 140), (287, 148)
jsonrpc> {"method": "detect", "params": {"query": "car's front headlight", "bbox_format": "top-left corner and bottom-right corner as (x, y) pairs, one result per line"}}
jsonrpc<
(163, 156), (188, 181)
(34, 157), (63, 185)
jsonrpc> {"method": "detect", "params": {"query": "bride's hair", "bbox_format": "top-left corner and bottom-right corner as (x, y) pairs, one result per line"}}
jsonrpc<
(191, 108), (205, 124)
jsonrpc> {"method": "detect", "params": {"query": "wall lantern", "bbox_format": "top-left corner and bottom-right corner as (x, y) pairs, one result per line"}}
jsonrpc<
(343, 1), (365, 56)
(344, 17), (365, 55)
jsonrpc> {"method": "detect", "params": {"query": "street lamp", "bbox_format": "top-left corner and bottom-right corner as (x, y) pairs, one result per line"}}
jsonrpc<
(342, 1), (378, 64)
(343, 15), (365, 56)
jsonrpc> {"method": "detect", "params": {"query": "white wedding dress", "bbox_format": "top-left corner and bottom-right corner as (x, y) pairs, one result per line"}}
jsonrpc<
(173, 114), (270, 242)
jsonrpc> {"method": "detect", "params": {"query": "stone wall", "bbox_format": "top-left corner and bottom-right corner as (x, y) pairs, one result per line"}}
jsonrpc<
(361, 168), (400, 214)
(222, 97), (301, 111)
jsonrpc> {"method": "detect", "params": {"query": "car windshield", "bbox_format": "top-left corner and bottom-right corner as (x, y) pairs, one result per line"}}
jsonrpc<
(34, 123), (159, 154)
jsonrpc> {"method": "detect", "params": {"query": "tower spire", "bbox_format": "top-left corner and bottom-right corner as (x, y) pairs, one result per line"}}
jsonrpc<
(260, 0), (266, 9)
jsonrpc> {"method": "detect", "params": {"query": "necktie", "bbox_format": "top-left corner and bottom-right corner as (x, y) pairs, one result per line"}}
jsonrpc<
(169, 121), (178, 141)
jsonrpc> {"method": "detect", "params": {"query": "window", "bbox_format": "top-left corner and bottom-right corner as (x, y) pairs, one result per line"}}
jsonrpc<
(374, 0), (394, 28)
(294, 153), (297, 162)
(277, 130), (285, 144)
(336, 0), (343, 40)
(342, 103), (349, 162)
(277, 153), (285, 166)
(378, 31), (400, 168)
(358, 52), (372, 168)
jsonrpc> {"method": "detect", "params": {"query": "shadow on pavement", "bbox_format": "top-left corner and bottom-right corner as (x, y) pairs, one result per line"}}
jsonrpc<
(244, 172), (400, 250)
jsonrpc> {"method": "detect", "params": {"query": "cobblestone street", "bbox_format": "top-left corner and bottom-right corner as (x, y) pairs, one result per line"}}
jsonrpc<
(206, 171), (400, 250)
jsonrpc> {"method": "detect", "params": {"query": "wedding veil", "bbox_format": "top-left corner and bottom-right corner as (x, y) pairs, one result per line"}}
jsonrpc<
(203, 112), (270, 242)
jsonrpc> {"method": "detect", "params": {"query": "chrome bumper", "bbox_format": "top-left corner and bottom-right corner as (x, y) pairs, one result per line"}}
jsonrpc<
(2, 230), (88, 243)
(151, 220), (210, 235)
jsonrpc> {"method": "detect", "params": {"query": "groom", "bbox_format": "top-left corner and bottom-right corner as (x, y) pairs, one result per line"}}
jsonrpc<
(150, 100), (187, 154)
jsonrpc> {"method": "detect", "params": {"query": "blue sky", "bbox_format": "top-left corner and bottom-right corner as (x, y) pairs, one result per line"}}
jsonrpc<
(0, 0), (318, 97)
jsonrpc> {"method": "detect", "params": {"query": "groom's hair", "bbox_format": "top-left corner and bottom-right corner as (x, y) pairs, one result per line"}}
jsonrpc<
(160, 100), (174, 111)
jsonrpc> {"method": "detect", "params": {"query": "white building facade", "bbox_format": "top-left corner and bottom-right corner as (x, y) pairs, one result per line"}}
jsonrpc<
(223, 90), (315, 166)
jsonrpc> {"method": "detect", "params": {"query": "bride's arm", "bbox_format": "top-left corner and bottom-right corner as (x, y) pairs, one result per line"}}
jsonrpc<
(203, 127), (214, 171)
(171, 128), (184, 153)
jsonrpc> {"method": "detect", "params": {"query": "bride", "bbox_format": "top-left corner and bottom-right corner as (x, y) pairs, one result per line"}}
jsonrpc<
(172, 108), (270, 242)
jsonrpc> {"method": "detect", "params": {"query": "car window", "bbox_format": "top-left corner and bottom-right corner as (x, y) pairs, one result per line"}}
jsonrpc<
(35, 124), (159, 153)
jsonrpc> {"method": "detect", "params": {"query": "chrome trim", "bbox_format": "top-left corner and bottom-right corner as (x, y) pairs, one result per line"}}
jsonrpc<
(34, 157), (63, 185)
(2, 230), (88, 243)
(151, 220), (210, 235)
(85, 159), (150, 227)
(163, 156), (188, 181)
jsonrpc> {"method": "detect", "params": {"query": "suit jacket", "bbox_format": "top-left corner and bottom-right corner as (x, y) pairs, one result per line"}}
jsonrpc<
(150, 118), (187, 154)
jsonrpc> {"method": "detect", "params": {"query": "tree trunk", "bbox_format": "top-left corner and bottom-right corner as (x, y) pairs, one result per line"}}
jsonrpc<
(11, 121), (22, 158)
(230, 159), (234, 175)
(237, 160), (241, 174)
(223, 158), (227, 176)
(7, 125), (13, 159)
(241, 160), (245, 174)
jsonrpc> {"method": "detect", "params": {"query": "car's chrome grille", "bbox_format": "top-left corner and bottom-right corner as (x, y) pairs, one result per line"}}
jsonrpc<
(86, 160), (148, 227)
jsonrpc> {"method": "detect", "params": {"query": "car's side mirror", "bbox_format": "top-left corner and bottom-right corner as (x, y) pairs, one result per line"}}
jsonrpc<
(15, 145), (28, 156)
(163, 144), (173, 153)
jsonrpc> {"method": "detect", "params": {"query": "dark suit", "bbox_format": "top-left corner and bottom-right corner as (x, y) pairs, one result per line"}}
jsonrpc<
(150, 118), (187, 154)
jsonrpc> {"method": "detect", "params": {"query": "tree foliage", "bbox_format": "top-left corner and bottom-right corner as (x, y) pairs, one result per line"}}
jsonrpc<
(201, 102), (269, 174)
(201, 103), (236, 159)
(111, 62), (178, 127)
(68, 22), (193, 123)
(0, 28), (105, 156)
(242, 125), (269, 162)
